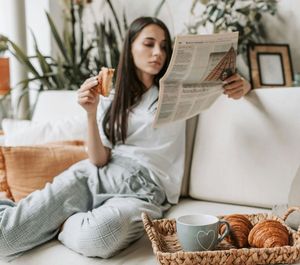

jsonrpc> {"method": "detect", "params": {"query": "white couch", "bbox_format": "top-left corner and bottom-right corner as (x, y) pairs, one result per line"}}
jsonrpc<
(1, 87), (300, 265)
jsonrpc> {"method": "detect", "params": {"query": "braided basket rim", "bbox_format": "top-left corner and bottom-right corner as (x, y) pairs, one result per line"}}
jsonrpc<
(142, 210), (300, 265)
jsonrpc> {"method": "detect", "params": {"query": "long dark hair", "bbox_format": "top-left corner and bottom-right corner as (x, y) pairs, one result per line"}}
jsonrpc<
(103, 16), (173, 146)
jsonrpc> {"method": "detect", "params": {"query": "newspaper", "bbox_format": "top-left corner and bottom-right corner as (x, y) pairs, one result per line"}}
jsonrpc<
(153, 32), (239, 127)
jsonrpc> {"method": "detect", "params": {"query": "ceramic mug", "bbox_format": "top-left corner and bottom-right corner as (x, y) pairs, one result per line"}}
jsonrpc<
(176, 214), (230, 251)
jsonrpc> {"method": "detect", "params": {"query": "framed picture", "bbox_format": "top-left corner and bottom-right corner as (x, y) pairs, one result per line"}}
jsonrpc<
(247, 44), (294, 89)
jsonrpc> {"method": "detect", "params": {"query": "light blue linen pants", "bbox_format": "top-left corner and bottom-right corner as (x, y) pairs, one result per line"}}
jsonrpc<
(0, 155), (167, 261)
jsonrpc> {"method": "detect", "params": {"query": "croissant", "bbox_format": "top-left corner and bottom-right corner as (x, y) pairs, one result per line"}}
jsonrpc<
(248, 220), (289, 248)
(95, 67), (115, 96)
(220, 214), (253, 248)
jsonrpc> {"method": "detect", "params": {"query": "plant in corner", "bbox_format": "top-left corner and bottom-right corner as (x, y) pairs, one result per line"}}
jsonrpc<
(0, 0), (128, 118)
(0, 0), (115, 93)
(186, 0), (278, 56)
(0, 0), (166, 118)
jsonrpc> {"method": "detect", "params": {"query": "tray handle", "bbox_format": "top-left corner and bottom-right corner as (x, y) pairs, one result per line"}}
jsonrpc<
(142, 212), (153, 227)
(142, 212), (161, 253)
(282, 206), (300, 231)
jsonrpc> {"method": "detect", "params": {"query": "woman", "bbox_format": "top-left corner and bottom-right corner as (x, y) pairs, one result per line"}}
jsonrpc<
(0, 17), (251, 260)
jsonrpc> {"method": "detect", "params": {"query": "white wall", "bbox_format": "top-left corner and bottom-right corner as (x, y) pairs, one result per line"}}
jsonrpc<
(0, 0), (50, 87)
(263, 0), (300, 75)
(26, 0), (51, 56)
(84, 0), (194, 41)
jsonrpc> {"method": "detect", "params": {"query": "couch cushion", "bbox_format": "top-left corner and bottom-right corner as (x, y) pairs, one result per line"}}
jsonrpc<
(2, 91), (87, 146)
(0, 198), (268, 265)
(0, 236), (156, 265)
(0, 149), (12, 199)
(2, 117), (87, 146)
(189, 87), (300, 208)
(0, 91), (84, 147)
(0, 142), (88, 201)
(166, 198), (269, 218)
(32, 90), (85, 122)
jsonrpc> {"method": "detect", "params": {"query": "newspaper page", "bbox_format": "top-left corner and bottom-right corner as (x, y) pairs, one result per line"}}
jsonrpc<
(153, 32), (239, 127)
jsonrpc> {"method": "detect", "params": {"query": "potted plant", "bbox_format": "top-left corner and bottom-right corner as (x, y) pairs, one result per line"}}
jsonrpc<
(185, 0), (278, 77)
(0, 0), (126, 118)
(0, 1), (118, 92)
(0, 40), (13, 125)
(0, 0), (166, 118)
(0, 41), (10, 95)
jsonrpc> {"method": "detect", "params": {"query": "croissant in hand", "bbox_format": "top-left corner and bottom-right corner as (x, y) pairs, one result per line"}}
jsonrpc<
(248, 220), (289, 248)
(95, 67), (115, 97)
(220, 214), (253, 248)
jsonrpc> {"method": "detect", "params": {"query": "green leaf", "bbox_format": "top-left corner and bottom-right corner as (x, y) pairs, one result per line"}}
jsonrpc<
(6, 38), (40, 77)
(63, 26), (72, 61)
(236, 7), (251, 16)
(70, 2), (76, 65)
(55, 57), (67, 89)
(154, 0), (166, 17)
(106, 0), (123, 41)
(208, 5), (217, 19)
(46, 12), (71, 64)
(78, 44), (93, 68)
(215, 9), (225, 21)
(30, 30), (55, 88)
(123, 9), (128, 32)
(15, 76), (45, 88)
(94, 22), (106, 67)
(15, 83), (31, 117)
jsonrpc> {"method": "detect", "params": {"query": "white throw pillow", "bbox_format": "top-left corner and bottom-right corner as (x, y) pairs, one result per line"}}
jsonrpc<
(2, 116), (87, 146)
(2, 119), (32, 132)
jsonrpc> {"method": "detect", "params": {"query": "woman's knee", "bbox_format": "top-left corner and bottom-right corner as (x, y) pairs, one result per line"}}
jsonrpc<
(58, 207), (143, 258)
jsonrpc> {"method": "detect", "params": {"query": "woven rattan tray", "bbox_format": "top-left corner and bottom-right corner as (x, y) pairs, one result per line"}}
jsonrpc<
(142, 207), (300, 265)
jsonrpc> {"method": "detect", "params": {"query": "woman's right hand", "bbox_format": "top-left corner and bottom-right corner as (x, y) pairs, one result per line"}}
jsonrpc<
(77, 76), (100, 115)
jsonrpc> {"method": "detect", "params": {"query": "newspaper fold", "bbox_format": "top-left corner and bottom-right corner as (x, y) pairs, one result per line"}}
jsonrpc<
(153, 32), (239, 127)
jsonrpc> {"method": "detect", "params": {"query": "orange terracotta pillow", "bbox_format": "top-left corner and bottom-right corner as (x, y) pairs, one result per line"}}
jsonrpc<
(0, 151), (13, 200)
(0, 142), (88, 202)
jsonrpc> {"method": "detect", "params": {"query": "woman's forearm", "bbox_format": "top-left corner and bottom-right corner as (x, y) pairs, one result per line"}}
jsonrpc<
(86, 113), (111, 167)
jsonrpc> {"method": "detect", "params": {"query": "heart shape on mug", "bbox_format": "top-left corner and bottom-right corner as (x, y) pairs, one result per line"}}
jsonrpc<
(196, 230), (215, 250)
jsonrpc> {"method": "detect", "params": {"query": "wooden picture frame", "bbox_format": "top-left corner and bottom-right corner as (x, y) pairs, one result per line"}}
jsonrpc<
(247, 44), (294, 89)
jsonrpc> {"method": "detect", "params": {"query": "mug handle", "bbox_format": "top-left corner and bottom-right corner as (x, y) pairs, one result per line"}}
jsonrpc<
(216, 220), (230, 244)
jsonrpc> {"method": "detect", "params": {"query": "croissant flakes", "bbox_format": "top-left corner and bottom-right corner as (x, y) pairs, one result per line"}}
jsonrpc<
(220, 214), (253, 248)
(248, 220), (289, 248)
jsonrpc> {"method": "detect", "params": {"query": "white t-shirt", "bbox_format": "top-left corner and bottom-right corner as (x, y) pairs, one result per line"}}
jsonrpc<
(97, 86), (186, 204)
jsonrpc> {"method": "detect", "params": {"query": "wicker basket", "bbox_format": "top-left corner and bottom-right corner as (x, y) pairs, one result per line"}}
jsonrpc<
(142, 207), (300, 265)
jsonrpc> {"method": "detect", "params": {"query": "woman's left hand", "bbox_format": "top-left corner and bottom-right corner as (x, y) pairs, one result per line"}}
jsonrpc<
(223, 73), (251, 100)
